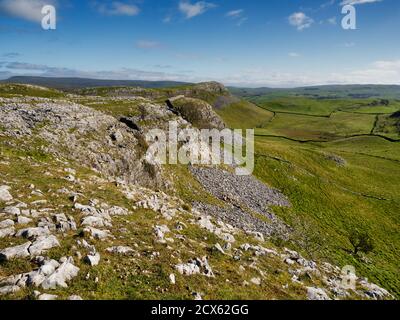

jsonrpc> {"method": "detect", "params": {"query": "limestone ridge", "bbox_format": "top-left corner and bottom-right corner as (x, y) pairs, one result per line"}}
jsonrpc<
(0, 82), (394, 300)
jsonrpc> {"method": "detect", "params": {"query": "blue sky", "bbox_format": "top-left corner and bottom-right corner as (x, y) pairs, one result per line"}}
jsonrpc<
(0, 0), (399, 87)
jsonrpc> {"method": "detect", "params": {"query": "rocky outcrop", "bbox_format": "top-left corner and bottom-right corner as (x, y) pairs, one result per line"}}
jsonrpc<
(0, 97), (162, 188)
(0, 186), (13, 202)
(167, 97), (225, 130)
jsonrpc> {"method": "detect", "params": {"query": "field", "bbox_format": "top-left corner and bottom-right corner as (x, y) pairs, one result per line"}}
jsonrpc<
(218, 92), (400, 297)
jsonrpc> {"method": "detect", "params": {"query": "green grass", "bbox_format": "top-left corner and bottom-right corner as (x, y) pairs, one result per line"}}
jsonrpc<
(373, 114), (400, 139)
(216, 100), (274, 129)
(0, 84), (64, 98)
(1, 86), (399, 300)
(256, 111), (376, 141)
(214, 93), (400, 298)
(79, 100), (142, 118)
(250, 136), (400, 297)
(251, 97), (358, 116)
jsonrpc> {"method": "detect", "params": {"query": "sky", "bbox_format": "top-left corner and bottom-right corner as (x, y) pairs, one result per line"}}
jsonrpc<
(0, 0), (399, 87)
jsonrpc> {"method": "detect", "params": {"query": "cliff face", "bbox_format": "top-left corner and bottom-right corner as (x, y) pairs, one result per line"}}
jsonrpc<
(0, 83), (394, 300)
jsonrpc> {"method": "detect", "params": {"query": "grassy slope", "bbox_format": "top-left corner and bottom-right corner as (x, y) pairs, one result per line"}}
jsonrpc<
(216, 100), (274, 129)
(217, 93), (400, 297)
(0, 84), (65, 98)
(0, 133), (306, 300)
(256, 112), (376, 141)
(1, 85), (399, 299)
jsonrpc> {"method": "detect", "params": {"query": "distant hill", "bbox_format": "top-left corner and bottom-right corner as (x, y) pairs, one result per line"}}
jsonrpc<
(1, 76), (192, 90)
(229, 84), (400, 100)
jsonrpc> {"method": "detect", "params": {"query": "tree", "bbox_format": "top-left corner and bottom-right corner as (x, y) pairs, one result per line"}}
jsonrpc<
(349, 230), (374, 255)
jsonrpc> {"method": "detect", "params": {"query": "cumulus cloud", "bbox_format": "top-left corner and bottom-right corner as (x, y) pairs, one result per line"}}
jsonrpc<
(93, 1), (140, 16)
(288, 12), (314, 31)
(179, 1), (216, 19)
(0, 0), (57, 22)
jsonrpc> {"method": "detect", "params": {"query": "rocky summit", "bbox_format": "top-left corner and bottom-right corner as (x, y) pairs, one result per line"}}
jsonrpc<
(0, 82), (395, 301)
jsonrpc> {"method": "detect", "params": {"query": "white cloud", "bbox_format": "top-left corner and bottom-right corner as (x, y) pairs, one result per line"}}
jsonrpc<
(225, 9), (247, 26)
(288, 12), (314, 31)
(340, 0), (383, 5)
(226, 9), (243, 18)
(94, 1), (140, 16)
(0, 61), (195, 82)
(0, 0), (57, 22)
(2, 59), (399, 88)
(179, 1), (216, 19)
(372, 60), (400, 70)
(320, 0), (336, 9)
(135, 40), (162, 49)
(288, 52), (300, 57)
(215, 59), (400, 87)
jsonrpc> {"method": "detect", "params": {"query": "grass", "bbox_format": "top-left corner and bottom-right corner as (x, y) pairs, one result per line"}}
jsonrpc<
(79, 100), (143, 118)
(256, 111), (376, 141)
(373, 114), (400, 139)
(0, 134), (308, 300)
(251, 96), (400, 116)
(251, 97), (358, 116)
(214, 92), (400, 297)
(0, 84), (64, 98)
(1, 84), (399, 300)
(249, 136), (400, 297)
(216, 100), (274, 129)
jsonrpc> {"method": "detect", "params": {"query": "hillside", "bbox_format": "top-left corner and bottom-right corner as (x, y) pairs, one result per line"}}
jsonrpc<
(0, 82), (397, 300)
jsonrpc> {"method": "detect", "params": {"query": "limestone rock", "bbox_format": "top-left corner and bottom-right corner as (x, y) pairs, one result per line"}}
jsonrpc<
(84, 252), (100, 266)
(0, 242), (31, 261)
(41, 257), (79, 290)
(29, 235), (60, 256)
(83, 227), (112, 240)
(0, 227), (15, 238)
(106, 246), (134, 255)
(0, 219), (14, 228)
(0, 186), (13, 202)
(16, 227), (51, 240)
(176, 256), (214, 277)
(3, 206), (20, 216)
(307, 287), (331, 300)
(0, 285), (20, 295)
(154, 225), (170, 243)
(53, 213), (77, 232)
(17, 216), (33, 225)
